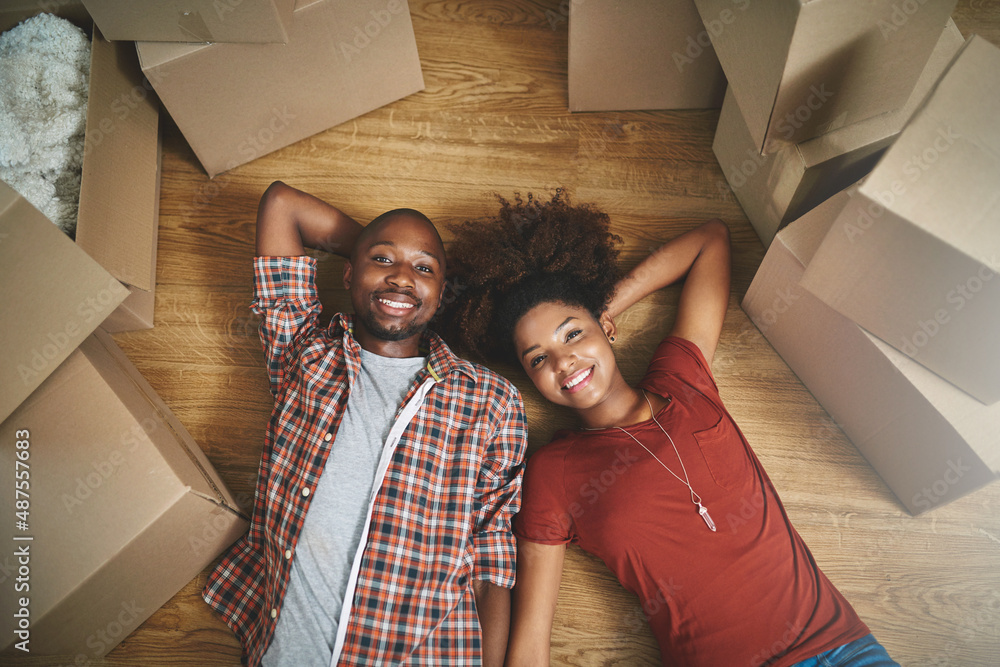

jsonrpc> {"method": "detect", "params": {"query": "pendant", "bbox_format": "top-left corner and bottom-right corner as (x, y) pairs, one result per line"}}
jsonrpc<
(697, 502), (717, 532)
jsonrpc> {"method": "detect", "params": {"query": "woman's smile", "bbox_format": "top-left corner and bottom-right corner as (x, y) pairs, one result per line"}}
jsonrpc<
(562, 366), (595, 393)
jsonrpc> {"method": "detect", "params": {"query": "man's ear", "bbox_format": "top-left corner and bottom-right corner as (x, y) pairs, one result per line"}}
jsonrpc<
(343, 261), (353, 290)
(599, 311), (618, 342)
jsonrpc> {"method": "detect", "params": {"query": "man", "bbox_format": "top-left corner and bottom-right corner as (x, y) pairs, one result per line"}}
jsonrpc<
(203, 181), (527, 667)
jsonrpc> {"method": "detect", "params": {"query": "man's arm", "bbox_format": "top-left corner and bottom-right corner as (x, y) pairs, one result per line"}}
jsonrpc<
(250, 182), (363, 396)
(255, 180), (364, 257)
(474, 580), (511, 667)
(605, 219), (731, 365)
(470, 386), (527, 667)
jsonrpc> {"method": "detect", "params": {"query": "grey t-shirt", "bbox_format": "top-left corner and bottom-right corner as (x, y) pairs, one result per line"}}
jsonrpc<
(262, 347), (425, 667)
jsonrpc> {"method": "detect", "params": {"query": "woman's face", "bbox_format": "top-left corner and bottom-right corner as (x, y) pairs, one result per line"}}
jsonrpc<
(512, 301), (621, 411)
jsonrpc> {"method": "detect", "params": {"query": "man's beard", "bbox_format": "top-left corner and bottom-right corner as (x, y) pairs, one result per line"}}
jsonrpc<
(359, 309), (427, 342)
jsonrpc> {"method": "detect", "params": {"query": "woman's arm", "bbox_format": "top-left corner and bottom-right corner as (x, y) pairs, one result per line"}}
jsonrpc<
(255, 180), (364, 257)
(505, 540), (566, 666)
(605, 219), (731, 365)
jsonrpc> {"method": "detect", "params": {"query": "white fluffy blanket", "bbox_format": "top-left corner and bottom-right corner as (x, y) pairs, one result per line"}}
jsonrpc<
(0, 13), (90, 236)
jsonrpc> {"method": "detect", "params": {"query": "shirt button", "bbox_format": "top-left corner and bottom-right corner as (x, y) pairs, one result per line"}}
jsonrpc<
(285, 549), (292, 560)
(301, 487), (310, 497)
(270, 608), (277, 619)
(324, 432), (333, 442)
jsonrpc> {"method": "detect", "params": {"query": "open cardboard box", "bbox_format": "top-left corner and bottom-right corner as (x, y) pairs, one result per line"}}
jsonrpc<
(713, 20), (964, 247)
(743, 188), (1000, 514)
(0, 182), (128, 424)
(0, 1), (162, 334)
(81, 0), (295, 43)
(568, 0), (726, 111)
(801, 36), (1000, 405)
(0, 329), (249, 660)
(694, 0), (957, 155)
(137, 0), (425, 178)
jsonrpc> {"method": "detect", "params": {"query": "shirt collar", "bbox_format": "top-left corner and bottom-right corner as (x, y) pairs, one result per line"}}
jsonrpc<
(331, 313), (478, 383)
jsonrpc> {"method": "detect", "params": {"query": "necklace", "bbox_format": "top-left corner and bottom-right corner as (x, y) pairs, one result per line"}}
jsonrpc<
(614, 389), (717, 532)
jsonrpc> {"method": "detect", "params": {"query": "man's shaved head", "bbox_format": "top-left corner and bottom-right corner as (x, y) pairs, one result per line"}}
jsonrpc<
(352, 208), (445, 271)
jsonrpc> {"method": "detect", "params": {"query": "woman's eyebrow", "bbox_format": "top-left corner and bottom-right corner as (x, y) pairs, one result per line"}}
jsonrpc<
(520, 317), (578, 360)
(554, 316), (577, 333)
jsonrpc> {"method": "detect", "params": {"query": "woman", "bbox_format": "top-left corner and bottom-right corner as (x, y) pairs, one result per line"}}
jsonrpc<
(439, 192), (898, 667)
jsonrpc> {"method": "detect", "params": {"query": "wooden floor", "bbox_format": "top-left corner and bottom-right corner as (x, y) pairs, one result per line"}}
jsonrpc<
(91, 2), (1000, 664)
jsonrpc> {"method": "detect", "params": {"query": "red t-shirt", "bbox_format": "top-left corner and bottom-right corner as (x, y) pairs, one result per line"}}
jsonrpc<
(514, 336), (870, 667)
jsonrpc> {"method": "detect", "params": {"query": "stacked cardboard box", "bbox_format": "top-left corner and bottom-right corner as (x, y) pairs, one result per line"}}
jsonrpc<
(800, 35), (1000, 406)
(1, 4), (249, 660)
(744, 37), (1000, 513)
(713, 20), (964, 247)
(702, 0), (959, 247)
(696, 0), (958, 154)
(568, 0), (726, 111)
(743, 188), (999, 514)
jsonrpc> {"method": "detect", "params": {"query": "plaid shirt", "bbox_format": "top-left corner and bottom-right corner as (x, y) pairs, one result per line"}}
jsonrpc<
(203, 256), (526, 667)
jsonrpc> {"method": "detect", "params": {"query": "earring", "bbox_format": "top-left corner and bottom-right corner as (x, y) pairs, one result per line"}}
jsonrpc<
(609, 336), (615, 342)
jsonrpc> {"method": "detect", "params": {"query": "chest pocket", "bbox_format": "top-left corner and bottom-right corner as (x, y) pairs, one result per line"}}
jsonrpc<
(692, 414), (750, 493)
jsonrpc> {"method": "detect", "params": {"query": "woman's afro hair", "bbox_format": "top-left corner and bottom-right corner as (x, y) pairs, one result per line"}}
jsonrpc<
(436, 189), (623, 364)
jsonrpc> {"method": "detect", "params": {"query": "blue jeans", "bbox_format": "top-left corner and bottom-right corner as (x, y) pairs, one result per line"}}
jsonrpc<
(790, 634), (900, 667)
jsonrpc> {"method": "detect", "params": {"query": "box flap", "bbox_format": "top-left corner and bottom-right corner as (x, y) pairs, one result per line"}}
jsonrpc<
(694, 0), (800, 153)
(796, 20), (964, 167)
(81, 0), (295, 43)
(780, 187), (853, 266)
(870, 333), (1000, 474)
(0, 181), (129, 423)
(99, 130), (162, 332)
(858, 35), (1000, 268)
(134, 39), (213, 70)
(84, 331), (237, 507)
(75, 29), (160, 292)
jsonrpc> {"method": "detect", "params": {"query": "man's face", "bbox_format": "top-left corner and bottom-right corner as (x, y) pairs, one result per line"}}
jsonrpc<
(344, 214), (446, 351)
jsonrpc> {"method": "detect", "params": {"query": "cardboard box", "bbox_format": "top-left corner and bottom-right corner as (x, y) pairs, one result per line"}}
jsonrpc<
(0, 181), (128, 421)
(743, 188), (1000, 514)
(0, 329), (249, 660)
(801, 36), (1000, 405)
(694, 0), (957, 155)
(568, 0), (726, 111)
(82, 0), (295, 43)
(0, 4), (162, 333)
(0, 182), (128, 423)
(714, 20), (964, 247)
(137, 0), (425, 178)
(77, 28), (162, 333)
